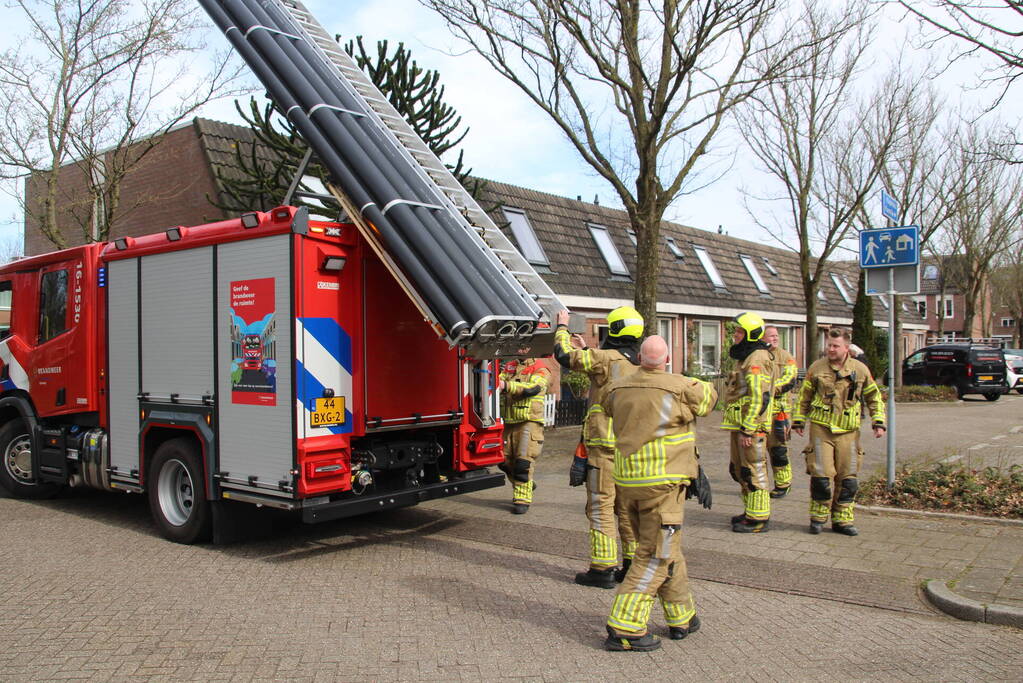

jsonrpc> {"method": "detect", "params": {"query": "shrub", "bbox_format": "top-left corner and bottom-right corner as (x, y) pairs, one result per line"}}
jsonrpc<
(893, 384), (957, 402)
(563, 370), (590, 398)
(859, 462), (1023, 518)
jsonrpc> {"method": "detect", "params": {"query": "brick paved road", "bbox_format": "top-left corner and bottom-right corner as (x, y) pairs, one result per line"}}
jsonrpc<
(2, 489), (1022, 681)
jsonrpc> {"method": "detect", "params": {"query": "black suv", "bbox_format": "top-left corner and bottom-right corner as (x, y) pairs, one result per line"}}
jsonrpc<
(902, 343), (1008, 401)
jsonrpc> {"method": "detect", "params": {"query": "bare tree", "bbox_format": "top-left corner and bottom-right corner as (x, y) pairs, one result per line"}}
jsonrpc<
(0, 235), (23, 264)
(932, 125), (1023, 336)
(421, 0), (806, 333)
(0, 0), (247, 250)
(737, 1), (913, 358)
(991, 255), (1023, 346)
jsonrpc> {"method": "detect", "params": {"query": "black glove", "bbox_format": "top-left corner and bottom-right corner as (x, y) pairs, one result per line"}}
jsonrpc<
(569, 454), (587, 487)
(685, 466), (712, 510)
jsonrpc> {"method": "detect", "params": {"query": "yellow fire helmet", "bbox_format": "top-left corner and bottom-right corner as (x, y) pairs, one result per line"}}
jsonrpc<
(734, 312), (766, 342)
(607, 306), (644, 339)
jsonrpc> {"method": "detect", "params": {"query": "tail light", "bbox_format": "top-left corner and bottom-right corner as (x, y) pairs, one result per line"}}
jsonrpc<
(966, 363), (973, 377)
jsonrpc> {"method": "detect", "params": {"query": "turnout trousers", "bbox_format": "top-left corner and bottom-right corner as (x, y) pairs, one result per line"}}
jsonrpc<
(585, 445), (637, 569)
(803, 423), (862, 524)
(728, 431), (771, 520)
(607, 483), (696, 636)
(502, 421), (544, 504)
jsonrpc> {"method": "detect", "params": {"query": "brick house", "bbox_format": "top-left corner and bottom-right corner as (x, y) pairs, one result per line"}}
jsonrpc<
(22, 117), (929, 377)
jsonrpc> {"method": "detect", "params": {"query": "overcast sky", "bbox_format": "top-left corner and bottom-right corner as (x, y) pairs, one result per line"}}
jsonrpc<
(1, 0), (1019, 254)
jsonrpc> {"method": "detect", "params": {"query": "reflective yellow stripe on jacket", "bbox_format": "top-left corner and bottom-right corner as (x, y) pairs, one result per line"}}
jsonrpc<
(613, 432), (696, 487)
(721, 367), (773, 433)
(501, 368), (549, 424)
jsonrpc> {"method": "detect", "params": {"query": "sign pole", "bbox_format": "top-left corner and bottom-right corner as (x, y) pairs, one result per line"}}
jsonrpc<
(886, 267), (896, 489)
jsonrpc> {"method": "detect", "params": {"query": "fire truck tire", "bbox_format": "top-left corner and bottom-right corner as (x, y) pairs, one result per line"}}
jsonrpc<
(0, 419), (58, 499)
(148, 438), (211, 544)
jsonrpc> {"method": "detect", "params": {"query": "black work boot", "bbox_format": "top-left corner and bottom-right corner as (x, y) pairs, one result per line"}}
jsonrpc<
(604, 626), (662, 652)
(832, 523), (859, 536)
(730, 512), (747, 524)
(769, 486), (790, 499)
(575, 567), (616, 589)
(809, 520), (825, 535)
(668, 615), (702, 640)
(613, 559), (632, 583)
(512, 503), (529, 515)
(732, 517), (769, 533)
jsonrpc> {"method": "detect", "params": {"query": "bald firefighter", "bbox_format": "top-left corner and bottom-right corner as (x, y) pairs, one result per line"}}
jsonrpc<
(603, 335), (716, 652)
(792, 327), (885, 536)
(554, 307), (642, 589)
(764, 325), (799, 498)
(498, 358), (551, 514)
(721, 312), (779, 533)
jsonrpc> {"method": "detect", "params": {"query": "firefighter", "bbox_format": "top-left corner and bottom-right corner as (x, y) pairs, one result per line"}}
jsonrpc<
(602, 335), (716, 652)
(721, 312), (779, 533)
(553, 307), (642, 589)
(763, 325), (799, 499)
(498, 357), (551, 514)
(792, 327), (885, 536)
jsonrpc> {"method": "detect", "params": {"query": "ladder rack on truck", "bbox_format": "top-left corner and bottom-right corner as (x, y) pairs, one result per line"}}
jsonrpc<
(198, 0), (563, 360)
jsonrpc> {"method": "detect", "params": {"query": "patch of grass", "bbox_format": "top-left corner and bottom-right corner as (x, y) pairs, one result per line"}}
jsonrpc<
(860, 462), (1023, 519)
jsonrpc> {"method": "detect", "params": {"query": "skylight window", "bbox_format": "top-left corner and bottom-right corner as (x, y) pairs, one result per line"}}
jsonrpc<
(501, 207), (548, 266)
(692, 245), (726, 289)
(588, 223), (629, 277)
(666, 238), (685, 260)
(627, 230), (637, 246)
(762, 257), (779, 276)
(818, 288), (827, 301)
(740, 255), (769, 294)
(830, 273), (852, 304)
(923, 265), (938, 280)
(878, 294), (889, 309)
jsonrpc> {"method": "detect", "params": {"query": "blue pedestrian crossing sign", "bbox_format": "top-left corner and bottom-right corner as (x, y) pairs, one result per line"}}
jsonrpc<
(860, 226), (919, 269)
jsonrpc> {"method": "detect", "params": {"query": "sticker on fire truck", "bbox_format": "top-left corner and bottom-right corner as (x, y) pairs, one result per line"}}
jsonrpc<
(310, 396), (345, 428)
(229, 277), (277, 406)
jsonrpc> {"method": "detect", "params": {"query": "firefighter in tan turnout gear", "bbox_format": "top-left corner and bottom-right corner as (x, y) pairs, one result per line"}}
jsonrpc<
(498, 358), (551, 514)
(602, 335), (716, 652)
(792, 327), (885, 536)
(554, 307), (642, 589)
(764, 325), (799, 498)
(721, 312), (779, 533)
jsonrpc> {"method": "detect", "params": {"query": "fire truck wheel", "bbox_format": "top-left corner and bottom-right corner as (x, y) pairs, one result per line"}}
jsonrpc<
(0, 419), (58, 499)
(148, 438), (211, 544)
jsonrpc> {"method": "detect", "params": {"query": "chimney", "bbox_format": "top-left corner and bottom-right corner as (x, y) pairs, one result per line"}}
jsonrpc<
(593, 195), (599, 205)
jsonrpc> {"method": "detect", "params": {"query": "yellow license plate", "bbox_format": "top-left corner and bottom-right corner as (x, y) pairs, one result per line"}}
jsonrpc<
(979, 375), (993, 381)
(310, 397), (345, 428)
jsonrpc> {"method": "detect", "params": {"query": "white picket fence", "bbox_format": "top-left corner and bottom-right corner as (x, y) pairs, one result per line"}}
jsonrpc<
(544, 394), (556, 427)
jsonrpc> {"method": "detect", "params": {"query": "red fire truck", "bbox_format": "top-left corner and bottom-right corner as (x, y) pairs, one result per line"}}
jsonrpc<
(241, 334), (263, 370)
(0, 207), (511, 543)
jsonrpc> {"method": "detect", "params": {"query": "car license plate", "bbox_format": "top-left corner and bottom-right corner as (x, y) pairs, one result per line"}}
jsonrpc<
(979, 375), (993, 381)
(310, 397), (345, 428)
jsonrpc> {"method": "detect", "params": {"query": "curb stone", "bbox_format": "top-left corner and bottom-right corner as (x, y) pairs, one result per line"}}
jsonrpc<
(923, 579), (1023, 628)
(858, 505), (1023, 527)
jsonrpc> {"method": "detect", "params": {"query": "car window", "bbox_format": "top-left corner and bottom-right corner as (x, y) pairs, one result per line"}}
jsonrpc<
(906, 351), (925, 368)
(970, 349), (1003, 364)
(927, 349), (956, 364)
(38, 269), (68, 344)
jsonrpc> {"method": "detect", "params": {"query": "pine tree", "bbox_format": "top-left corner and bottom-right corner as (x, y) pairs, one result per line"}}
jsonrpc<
(211, 36), (480, 217)
(851, 270), (884, 379)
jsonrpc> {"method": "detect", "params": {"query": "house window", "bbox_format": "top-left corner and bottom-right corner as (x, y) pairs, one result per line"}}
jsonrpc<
(658, 318), (673, 373)
(501, 207), (548, 266)
(1001, 317), (1015, 328)
(830, 273), (851, 304)
(693, 246), (726, 289)
(38, 269), (68, 343)
(697, 320), (720, 374)
(740, 255), (769, 294)
(588, 223), (630, 276)
(916, 299), (927, 318)
(762, 257), (778, 276)
(627, 229), (637, 246)
(775, 325), (797, 355)
(923, 264), (939, 280)
(878, 294), (889, 310)
(943, 297), (954, 318)
(666, 238), (685, 260)
(818, 287), (827, 301)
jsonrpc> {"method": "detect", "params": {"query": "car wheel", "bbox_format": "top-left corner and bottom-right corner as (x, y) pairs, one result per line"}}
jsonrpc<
(1016, 388), (1023, 395)
(147, 437), (211, 544)
(983, 392), (1001, 402)
(0, 419), (59, 499)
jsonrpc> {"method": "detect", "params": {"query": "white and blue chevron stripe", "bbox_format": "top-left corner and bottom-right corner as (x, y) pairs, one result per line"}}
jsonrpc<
(295, 317), (353, 437)
(0, 341), (29, 393)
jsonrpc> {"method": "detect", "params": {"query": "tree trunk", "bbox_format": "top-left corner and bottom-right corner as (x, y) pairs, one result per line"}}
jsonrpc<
(804, 280), (820, 361)
(630, 203), (665, 338)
